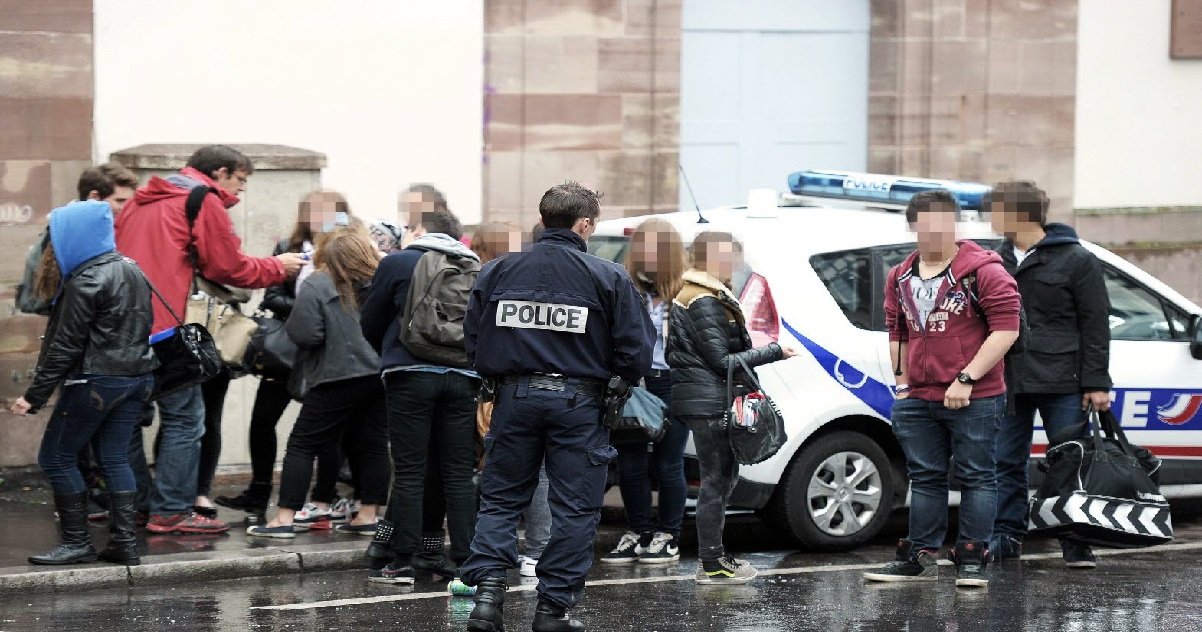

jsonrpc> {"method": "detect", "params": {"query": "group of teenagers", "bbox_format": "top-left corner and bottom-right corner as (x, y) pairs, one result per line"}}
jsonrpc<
(9, 143), (1111, 597)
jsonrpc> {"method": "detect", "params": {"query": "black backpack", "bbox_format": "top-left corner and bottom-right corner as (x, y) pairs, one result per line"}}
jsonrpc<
(398, 249), (480, 368)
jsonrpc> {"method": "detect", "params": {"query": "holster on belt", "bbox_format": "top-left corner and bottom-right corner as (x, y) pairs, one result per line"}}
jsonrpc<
(601, 375), (632, 429)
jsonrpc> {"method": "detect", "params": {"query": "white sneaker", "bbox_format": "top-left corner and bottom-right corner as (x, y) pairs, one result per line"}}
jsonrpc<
(638, 532), (680, 564)
(330, 497), (352, 523)
(519, 555), (538, 577)
(293, 502), (333, 531)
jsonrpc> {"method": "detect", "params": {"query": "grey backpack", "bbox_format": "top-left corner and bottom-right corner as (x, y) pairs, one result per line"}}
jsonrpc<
(399, 249), (480, 368)
(15, 231), (52, 316)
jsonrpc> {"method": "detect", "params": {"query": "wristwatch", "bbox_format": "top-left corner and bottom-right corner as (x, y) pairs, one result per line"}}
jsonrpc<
(956, 372), (977, 385)
(893, 384), (911, 396)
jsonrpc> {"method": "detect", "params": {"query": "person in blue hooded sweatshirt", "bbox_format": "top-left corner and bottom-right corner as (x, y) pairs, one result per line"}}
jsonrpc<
(9, 200), (158, 567)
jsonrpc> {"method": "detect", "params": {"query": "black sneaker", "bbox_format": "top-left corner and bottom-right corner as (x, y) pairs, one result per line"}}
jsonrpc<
(950, 541), (989, 588)
(994, 535), (1022, 560)
(215, 483), (271, 513)
(863, 540), (939, 582)
(600, 531), (645, 565)
(369, 560), (416, 585)
(638, 532), (680, 564)
(1062, 540), (1097, 569)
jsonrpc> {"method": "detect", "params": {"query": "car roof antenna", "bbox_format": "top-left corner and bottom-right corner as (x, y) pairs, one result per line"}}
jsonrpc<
(678, 163), (709, 224)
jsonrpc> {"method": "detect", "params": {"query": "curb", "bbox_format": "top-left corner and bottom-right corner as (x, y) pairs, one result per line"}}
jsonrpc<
(0, 528), (632, 595)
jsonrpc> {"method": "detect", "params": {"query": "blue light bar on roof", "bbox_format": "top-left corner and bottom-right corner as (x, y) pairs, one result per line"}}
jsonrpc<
(787, 170), (992, 210)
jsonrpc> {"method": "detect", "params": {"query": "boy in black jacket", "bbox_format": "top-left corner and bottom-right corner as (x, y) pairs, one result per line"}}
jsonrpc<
(988, 181), (1113, 568)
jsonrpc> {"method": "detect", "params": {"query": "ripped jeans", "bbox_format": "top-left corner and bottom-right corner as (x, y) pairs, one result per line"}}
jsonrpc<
(37, 374), (155, 495)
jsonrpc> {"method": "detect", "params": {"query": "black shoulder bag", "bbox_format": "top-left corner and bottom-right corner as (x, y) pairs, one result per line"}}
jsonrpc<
(145, 274), (222, 400)
(724, 355), (787, 465)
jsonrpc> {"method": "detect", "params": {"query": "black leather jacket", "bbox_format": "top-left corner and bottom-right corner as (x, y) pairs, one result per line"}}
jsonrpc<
(260, 239), (300, 320)
(24, 252), (158, 410)
(667, 270), (782, 419)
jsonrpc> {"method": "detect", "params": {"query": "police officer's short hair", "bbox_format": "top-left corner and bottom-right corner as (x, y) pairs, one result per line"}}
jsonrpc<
(987, 181), (1048, 227)
(904, 189), (959, 224)
(539, 182), (602, 229)
(418, 208), (463, 240)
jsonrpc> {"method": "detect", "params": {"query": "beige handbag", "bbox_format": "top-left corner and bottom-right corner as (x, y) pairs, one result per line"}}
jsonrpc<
(186, 278), (257, 369)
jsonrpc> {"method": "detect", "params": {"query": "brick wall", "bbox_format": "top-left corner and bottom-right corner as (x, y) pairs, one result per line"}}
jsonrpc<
(0, 0), (94, 466)
(868, 0), (1078, 219)
(482, 0), (681, 229)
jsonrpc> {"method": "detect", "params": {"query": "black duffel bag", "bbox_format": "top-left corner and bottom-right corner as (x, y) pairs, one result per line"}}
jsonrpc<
(144, 278), (222, 400)
(242, 317), (297, 381)
(1028, 406), (1172, 548)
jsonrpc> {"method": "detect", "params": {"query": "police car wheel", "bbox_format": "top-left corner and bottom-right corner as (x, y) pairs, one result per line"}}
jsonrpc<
(769, 431), (896, 551)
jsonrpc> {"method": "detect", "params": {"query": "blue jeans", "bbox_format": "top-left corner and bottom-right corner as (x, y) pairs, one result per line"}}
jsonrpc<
(614, 372), (689, 538)
(38, 374), (154, 495)
(994, 392), (1086, 543)
(892, 395), (1004, 549)
(523, 465), (551, 559)
(148, 385), (206, 516)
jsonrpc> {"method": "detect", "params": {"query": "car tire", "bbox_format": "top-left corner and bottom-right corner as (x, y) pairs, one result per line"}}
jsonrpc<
(769, 431), (898, 551)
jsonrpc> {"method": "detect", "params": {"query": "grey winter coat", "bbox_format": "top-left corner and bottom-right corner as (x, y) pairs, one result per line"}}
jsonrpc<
(285, 271), (380, 393)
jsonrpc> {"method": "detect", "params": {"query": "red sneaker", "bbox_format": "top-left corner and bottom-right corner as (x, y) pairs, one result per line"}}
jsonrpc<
(147, 512), (231, 534)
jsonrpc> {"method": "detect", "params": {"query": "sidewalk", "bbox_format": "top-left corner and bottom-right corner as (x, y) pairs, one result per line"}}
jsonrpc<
(0, 471), (635, 595)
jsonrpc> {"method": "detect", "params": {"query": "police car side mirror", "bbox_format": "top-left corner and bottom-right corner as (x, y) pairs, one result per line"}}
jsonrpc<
(1190, 315), (1202, 360)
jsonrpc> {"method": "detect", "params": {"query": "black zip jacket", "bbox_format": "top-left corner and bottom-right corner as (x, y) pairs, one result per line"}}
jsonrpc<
(997, 223), (1112, 394)
(24, 252), (158, 410)
(260, 239), (299, 320)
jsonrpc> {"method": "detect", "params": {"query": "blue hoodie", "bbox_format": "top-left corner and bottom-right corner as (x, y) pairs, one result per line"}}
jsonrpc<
(49, 200), (116, 287)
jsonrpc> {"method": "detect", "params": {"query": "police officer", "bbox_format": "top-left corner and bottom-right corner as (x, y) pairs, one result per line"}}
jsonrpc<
(461, 182), (654, 632)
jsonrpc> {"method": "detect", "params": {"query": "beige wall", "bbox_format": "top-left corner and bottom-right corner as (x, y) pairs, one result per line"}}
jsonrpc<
(868, 0), (1079, 219)
(482, 0), (681, 228)
(0, 0), (94, 467)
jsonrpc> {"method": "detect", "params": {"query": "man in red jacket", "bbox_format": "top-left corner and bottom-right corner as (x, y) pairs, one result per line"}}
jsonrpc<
(863, 190), (1020, 588)
(116, 145), (305, 534)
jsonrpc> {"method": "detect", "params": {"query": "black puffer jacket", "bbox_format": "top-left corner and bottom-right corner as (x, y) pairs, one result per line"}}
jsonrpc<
(24, 252), (158, 410)
(668, 269), (783, 419)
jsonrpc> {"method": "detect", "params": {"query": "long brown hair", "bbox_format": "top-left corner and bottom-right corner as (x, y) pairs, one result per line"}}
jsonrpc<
(313, 230), (379, 311)
(624, 217), (687, 300)
(288, 190), (352, 252)
(32, 240), (60, 300)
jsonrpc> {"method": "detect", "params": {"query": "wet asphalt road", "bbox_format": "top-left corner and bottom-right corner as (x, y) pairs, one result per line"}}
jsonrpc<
(4, 520), (1202, 632)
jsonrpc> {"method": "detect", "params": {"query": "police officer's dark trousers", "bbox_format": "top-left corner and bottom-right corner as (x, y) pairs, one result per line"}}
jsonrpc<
(462, 378), (616, 610)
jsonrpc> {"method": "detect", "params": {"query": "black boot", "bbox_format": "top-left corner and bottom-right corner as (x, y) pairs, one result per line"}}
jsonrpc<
(363, 519), (395, 570)
(215, 481), (271, 513)
(415, 534), (458, 579)
(532, 599), (585, 632)
(466, 577), (507, 632)
(29, 492), (97, 565)
(98, 491), (141, 566)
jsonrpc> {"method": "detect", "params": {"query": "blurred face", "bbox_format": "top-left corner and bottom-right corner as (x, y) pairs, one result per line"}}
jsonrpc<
(403, 191), (442, 218)
(703, 240), (738, 283)
(988, 203), (1036, 238)
(910, 206), (958, 254)
(300, 193), (346, 234)
(91, 186), (134, 215)
(213, 167), (249, 197)
(631, 228), (673, 275)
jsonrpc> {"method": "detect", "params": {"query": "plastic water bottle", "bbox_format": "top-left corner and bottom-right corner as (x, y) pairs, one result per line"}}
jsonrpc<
(448, 579), (476, 596)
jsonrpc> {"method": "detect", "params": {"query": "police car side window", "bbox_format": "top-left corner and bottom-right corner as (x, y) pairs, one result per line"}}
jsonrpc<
(1102, 265), (1189, 341)
(810, 249), (873, 330)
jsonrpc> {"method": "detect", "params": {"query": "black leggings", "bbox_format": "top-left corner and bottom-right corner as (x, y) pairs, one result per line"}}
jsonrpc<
(196, 371), (232, 498)
(277, 376), (390, 511)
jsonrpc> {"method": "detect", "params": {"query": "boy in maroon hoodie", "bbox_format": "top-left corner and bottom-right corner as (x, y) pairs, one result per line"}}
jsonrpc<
(863, 190), (1020, 588)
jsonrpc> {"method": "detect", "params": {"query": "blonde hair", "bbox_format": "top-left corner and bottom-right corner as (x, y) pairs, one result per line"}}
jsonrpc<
(624, 217), (687, 300)
(471, 221), (522, 264)
(313, 230), (379, 310)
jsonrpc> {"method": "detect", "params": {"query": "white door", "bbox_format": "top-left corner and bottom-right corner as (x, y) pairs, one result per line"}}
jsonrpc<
(679, 0), (870, 209)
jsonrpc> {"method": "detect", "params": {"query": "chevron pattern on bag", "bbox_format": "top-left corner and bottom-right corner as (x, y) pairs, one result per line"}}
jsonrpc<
(1029, 491), (1173, 540)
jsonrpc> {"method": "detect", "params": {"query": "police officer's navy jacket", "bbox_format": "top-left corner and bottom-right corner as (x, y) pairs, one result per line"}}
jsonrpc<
(465, 228), (654, 384)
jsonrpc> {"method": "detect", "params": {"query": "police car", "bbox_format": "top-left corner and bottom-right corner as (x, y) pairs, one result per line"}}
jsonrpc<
(590, 170), (1202, 551)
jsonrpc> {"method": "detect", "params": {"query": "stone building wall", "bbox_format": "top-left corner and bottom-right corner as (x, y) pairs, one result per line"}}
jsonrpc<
(0, 0), (95, 466)
(482, 0), (681, 229)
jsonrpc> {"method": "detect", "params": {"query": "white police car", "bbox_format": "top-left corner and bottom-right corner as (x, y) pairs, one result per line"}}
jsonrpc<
(590, 170), (1202, 551)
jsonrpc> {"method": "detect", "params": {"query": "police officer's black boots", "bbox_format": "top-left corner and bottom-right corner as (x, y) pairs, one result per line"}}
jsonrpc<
(98, 491), (141, 566)
(466, 577), (507, 632)
(29, 492), (98, 565)
(531, 598), (585, 632)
